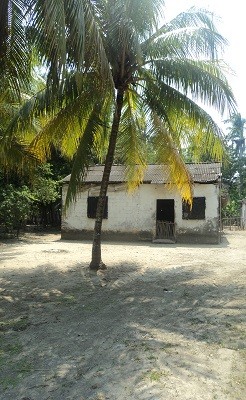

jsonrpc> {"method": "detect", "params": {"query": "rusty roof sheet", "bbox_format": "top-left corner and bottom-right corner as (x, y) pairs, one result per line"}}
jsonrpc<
(63, 163), (221, 184)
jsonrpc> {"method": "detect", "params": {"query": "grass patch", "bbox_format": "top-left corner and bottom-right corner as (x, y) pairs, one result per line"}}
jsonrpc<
(0, 357), (33, 390)
(140, 342), (152, 352)
(0, 316), (30, 332)
(0, 376), (19, 391)
(160, 342), (177, 351)
(143, 369), (169, 382)
(4, 342), (23, 355)
(147, 355), (157, 361)
(0, 334), (33, 391)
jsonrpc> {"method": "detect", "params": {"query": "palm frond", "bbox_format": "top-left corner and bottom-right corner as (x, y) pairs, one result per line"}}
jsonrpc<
(142, 7), (226, 57)
(151, 59), (236, 114)
(0, 0), (31, 100)
(5, 69), (112, 152)
(150, 113), (193, 203)
(118, 88), (147, 189)
(64, 100), (111, 209)
(144, 26), (226, 62)
(142, 71), (227, 163)
(0, 134), (39, 172)
(28, 0), (114, 89)
(124, 0), (164, 35)
(167, 7), (221, 33)
(143, 72), (223, 133)
(29, 94), (99, 161)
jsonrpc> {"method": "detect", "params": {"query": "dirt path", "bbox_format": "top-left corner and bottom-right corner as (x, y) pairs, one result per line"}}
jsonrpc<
(0, 231), (245, 400)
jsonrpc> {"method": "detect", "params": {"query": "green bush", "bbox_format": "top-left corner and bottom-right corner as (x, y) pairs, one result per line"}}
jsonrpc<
(0, 185), (34, 236)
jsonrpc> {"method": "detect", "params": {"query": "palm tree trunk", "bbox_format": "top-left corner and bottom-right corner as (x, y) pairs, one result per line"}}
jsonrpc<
(89, 87), (124, 270)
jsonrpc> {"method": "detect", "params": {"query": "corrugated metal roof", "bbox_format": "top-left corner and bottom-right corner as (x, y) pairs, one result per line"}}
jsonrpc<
(63, 163), (221, 184)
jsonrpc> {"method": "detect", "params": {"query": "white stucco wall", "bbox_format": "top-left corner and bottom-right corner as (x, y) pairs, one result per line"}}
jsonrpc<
(62, 182), (219, 240)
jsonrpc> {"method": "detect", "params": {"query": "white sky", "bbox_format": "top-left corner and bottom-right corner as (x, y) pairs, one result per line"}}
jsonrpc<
(163, 0), (245, 126)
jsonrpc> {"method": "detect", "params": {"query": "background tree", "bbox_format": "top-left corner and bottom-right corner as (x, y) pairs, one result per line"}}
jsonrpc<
(0, 0), (47, 173)
(0, 185), (34, 237)
(31, 164), (61, 227)
(222, 113), (246, 216)
(0, 161), (63, 235)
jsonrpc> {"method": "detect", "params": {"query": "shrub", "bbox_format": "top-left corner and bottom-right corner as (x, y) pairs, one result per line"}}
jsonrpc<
(0, 185), (34, 236)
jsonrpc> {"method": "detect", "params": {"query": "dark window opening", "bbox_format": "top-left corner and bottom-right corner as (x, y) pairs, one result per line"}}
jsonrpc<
(87, 196), (108, 219)
(182, 197), (206, 220)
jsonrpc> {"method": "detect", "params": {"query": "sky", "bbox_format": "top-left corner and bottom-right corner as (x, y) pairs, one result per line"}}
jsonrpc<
(164, 0), (245, 128)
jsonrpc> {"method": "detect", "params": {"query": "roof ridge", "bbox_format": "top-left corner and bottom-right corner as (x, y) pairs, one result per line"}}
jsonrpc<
(63, 163), (221, 183)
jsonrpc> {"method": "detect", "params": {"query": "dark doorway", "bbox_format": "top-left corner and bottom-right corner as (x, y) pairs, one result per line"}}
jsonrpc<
(156, 199), (175, 223)
(155, 199), (176, 242)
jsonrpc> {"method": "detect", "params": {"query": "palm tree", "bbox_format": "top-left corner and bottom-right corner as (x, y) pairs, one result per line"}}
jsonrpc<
(0, 0), (31, 100)
(225, 113), (246, 198)
(226, 113), (245, 157)
(83, 2), (236, 269)
(0, 1), (41, 172)
(2, 1), (236, 270)
(1, 0), (106, 172)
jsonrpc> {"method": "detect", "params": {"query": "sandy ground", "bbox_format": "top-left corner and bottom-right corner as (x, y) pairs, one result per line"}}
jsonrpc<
(0, 230), (245, 400)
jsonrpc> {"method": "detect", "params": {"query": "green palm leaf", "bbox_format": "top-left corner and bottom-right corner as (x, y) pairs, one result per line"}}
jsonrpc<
(118, 89), (147, 188)
(150, 113), (193, 202)
(0, 0), (31, 100)
(64, 98), (111, 208)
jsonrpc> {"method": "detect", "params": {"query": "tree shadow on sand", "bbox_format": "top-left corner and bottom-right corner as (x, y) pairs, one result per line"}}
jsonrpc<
(0, 260), (245, 399)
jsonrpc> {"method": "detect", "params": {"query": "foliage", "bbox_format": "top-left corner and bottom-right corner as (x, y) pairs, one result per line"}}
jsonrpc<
(0, 185), (34, 235)
(222, 113), (246, 216)
(0, 163), (61, 234)
(0, 24), (45, 174)
(29, 164), (61, 228)
(32, 164), (60, 205)
(224, 113), (246, 156)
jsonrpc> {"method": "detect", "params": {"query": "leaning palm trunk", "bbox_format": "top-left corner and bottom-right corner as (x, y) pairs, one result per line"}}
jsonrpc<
(89, 88), (125, 270)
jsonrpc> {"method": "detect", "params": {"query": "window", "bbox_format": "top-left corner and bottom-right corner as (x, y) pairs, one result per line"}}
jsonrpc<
(182, 197), (206, 220)
(87, 196), (108, 219)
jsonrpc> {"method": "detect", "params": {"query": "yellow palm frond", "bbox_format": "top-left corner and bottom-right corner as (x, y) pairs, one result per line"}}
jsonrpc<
(151, 113), (193, 203)
(117, 89), (147, 191)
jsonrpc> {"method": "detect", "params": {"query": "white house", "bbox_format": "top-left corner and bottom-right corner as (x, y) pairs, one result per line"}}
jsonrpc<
(61, 163), (222, 244)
